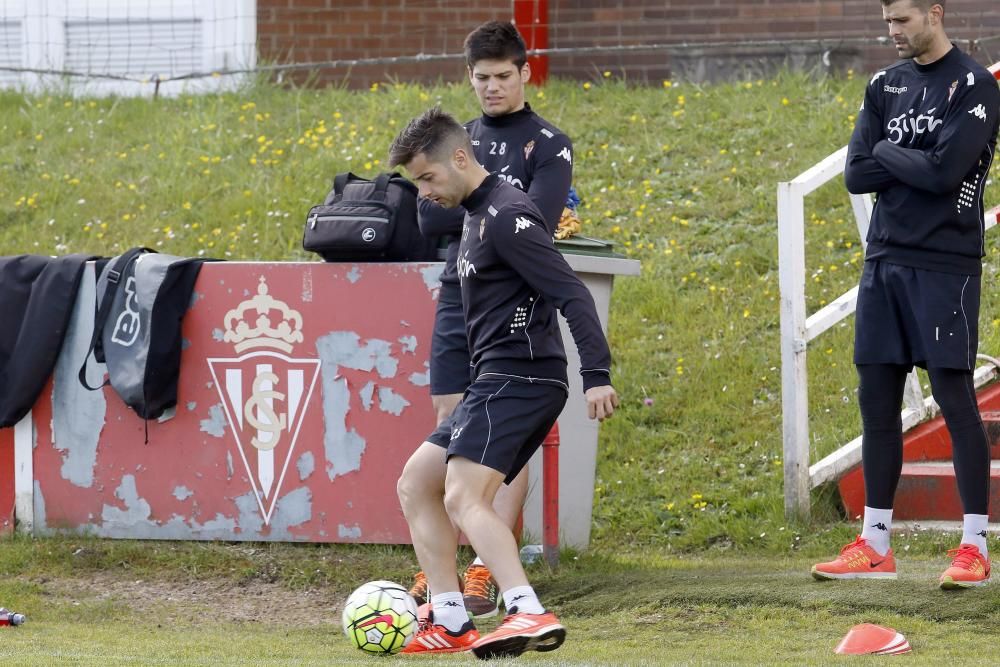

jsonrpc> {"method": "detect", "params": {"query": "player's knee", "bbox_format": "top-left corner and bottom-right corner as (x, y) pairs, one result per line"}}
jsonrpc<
(397, 465), (432, 513)
(442, 484), (480, 528)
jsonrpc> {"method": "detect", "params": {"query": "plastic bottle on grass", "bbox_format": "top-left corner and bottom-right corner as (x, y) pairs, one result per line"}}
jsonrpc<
(520, 544), (543, 564)
(0, 608), (26, 626)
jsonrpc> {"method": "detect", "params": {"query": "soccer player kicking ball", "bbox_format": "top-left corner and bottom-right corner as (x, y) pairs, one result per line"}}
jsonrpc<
(389, 107), (617, 658)
(812, 0), (999, 588)
(408, 20), (574, 619)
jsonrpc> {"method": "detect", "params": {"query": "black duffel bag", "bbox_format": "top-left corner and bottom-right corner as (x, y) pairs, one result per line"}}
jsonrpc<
(302, 172), (439, 262)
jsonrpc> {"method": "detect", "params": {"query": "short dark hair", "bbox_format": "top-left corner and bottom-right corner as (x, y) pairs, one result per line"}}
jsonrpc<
(388, 107), (473, 168)
(880, 0), (945, 11)
(464, 21), (527, 69)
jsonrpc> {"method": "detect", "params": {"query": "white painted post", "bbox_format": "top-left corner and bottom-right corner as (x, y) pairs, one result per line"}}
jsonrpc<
(13, 410), (33, 534)
(848, 192), (873, 250)
(778, 181), (810, 520)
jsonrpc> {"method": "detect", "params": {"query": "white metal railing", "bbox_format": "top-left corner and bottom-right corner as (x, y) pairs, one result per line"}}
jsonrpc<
(779, 143), (1000, 521)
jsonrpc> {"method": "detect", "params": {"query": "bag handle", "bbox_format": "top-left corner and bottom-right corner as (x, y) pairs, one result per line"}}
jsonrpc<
(77, 247), (153, 391)
(372, 173), (393, 199)
(330, 172), (394, 202)
(332, 172), (357, 196)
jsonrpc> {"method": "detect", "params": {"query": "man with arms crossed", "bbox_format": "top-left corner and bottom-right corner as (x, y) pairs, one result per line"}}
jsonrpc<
(812, 0), (999, 588)
(390, 108), (617, 657)
(409, 20), (574, 618)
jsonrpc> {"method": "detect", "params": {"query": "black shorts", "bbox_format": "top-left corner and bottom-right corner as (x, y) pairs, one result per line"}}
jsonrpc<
(426, 376), (567, 484)
(429, 298), (472, 396)
(854, 260), (980, 370)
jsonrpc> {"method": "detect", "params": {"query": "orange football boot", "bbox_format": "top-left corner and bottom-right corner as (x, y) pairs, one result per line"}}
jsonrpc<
(811, 536), (897, 580)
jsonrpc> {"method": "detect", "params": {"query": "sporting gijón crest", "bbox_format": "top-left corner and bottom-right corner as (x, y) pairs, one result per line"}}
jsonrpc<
(207, 277), (319, 525)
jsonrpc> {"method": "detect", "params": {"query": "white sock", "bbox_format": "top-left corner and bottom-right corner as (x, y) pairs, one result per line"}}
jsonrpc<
(470, 556), (485, 567)
(859, 506), (893, 556)
(961, 514), (989, 555)
(431, 591), (469, 632)
(502, 586), (544, 615)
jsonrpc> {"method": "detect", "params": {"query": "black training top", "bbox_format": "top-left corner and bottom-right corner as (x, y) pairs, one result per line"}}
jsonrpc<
(457, 174), (611, 391)
(418, 103), (573, 301)
(845, 45), (1000, 275)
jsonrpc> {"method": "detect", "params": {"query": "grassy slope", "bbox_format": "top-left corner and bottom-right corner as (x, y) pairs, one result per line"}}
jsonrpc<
(0, 72), (998, 562)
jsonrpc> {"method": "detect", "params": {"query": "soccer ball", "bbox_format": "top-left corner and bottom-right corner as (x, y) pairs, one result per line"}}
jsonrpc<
(342, 580), (419, 655)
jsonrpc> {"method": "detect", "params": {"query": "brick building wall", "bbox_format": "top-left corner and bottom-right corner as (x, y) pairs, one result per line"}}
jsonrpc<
(257, 1), (1000, 86)
(257, 0), (509, 86)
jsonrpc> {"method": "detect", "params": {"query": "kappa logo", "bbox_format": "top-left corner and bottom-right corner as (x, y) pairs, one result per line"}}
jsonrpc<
(870, 522), (888, 531)
(883, 84), (907, 95)
(969, 104), (987, 122)
(207, 277), (319, 525)
(558, 147), (572, 164)
(514, 216), (536, 233)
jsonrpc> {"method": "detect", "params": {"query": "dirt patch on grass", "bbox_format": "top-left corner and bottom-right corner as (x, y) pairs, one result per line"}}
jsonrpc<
(35, 573), (342, 626)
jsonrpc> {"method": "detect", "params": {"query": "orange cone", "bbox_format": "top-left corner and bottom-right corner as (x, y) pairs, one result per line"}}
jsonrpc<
(835, 623), (911, 655)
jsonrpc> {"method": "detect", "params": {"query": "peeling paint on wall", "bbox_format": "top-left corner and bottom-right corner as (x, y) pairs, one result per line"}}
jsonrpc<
(317, 332), (398, 379)
(301, 269), (313, 303)
(397, 335), (417, 354)
(378, 387), (410, 416)
(316, 370), (365, 481)
(338, 523), (362, 539)
(200, 403), (227, 438)
(52, 269), (106, 489)
(409, 371), (430, 387)
(235, 487), (312, 540)
(421, 265), (443, 292)
(33, 481), (47, 531)
(346, 266), (361, 284)
(173, 486), (194, 501)
(212, 328), (225, 342)
(359, 381), (375, 411)
(102, 475), (152, 528)
(296, 451), (315, 481)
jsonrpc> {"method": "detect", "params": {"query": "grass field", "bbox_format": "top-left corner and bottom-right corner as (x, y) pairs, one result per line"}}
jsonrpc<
(2, 535), (1000, 664)
(1, 68), (999, 663)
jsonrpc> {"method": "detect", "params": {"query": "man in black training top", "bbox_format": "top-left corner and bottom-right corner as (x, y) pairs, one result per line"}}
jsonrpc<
(406, 21), (574, 619)
(390, 108), (617, 658)
(813, 0), (999, 588)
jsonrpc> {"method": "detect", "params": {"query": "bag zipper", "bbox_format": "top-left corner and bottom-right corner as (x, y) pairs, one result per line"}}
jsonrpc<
(309, 213), (389, 229)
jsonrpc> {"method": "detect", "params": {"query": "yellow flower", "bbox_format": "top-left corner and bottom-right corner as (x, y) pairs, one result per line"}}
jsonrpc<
(182, 202), (192, 210)
(582, 82), (591, 90)
(781, 97), (790, 106)
(662, 80), (672, 88)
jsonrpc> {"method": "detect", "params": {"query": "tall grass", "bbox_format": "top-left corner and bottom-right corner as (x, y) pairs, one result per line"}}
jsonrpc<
(1, 71), (997, 554)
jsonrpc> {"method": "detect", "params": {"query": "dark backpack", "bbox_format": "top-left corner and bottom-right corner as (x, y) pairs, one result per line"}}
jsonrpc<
(302, 172), (439, 262)
(78, 247), (207, 421)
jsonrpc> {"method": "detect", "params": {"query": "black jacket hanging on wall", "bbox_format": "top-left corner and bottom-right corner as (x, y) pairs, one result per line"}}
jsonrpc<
(0, 254), (96, 428)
